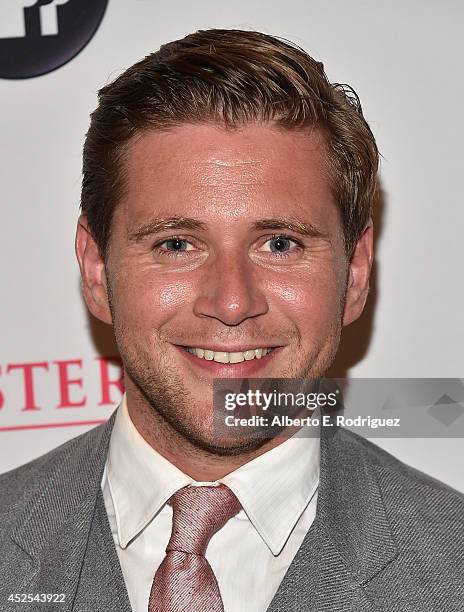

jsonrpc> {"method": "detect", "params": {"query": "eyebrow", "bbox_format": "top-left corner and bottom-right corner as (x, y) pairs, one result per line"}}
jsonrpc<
(128, 215), (328, 242)
(251, 218), (328, 239)
(128, 217), (208, 242)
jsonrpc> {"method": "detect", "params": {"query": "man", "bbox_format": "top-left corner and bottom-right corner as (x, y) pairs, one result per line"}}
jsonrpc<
(1, 29), (463, 612)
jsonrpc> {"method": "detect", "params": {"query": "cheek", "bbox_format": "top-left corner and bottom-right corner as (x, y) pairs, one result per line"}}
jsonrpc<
(111, 265), (196, 329)
(157, 279), (193, 310)
(267, 270), (344, 327)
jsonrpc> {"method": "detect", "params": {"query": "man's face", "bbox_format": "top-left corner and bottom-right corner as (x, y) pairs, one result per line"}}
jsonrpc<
(77, 123), (372, 453)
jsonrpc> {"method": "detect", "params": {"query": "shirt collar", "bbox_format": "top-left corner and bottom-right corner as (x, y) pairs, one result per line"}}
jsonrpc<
(106, 396), (193, 548)
(221, 424), (319, 555)
(106, 395), (319, 555)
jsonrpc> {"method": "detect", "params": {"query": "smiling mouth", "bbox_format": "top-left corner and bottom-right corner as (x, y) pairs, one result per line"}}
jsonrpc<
(181, 346), (275, 364)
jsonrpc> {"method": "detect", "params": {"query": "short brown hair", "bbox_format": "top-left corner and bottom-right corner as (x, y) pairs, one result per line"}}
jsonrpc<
(81, 29), (378, 257)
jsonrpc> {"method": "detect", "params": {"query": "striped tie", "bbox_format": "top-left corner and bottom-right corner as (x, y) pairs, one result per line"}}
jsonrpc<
(148, 484), (241, 612)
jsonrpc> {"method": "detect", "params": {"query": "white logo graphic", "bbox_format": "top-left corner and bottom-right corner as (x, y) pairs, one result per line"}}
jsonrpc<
(39, 0), (70, 36)
(0, 0), (70, 39)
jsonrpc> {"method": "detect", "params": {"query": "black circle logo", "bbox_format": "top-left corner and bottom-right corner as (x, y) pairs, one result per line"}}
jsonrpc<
(0, 0), (108, 79)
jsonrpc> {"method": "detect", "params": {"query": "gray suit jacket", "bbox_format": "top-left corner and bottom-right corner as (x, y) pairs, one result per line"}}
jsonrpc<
(1, 412), (463, 612)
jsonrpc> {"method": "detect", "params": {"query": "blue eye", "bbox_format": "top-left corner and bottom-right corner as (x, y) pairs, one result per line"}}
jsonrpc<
(259, 235), (302, 259)
(162, 239), (191, 251)
(262, 236), (298, 256)
(269, 236), (291, 252)
(154, 238), (196, 258)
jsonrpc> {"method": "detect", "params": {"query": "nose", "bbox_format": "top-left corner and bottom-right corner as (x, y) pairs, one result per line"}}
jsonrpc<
(193, 252), (269, 326)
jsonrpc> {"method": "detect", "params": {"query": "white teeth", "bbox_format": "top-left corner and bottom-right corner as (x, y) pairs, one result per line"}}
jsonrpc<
(185, 347), (273, 363)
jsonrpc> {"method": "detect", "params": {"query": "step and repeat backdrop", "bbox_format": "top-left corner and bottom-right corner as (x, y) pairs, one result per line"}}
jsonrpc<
(1, 0), (463, 491)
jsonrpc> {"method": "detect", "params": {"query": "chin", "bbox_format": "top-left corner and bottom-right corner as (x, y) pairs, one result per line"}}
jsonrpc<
(185, 429), (276, 457)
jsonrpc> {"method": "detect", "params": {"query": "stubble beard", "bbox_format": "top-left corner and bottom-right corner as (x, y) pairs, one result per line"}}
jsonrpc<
(107, 274), (346, 458)
(116, 325), (342, 457)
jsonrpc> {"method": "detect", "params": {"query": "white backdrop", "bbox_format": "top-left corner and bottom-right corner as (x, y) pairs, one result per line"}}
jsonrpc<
(1, 0), (463, 491)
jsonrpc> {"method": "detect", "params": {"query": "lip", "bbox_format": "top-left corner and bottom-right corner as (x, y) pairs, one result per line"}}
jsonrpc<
(174, 345), (283, 377)
(180, 344), (282, 353)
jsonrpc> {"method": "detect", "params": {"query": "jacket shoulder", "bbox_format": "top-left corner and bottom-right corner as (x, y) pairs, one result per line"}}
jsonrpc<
(0, 421), (112, 523)
(338, 427), (464, 524)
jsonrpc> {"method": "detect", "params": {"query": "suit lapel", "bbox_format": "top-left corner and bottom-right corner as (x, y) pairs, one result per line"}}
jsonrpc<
(9, 413), (119, 612)
(73, 490), (132, 612)
(267, 419), (398, 611)
(266, 525), (376, 612)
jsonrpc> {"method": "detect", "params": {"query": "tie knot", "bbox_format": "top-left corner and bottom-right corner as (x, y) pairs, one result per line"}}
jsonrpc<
(167, 484), (241, 556)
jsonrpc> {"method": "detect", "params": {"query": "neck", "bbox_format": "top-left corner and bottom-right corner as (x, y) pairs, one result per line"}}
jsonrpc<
(125, 386), (290, 481)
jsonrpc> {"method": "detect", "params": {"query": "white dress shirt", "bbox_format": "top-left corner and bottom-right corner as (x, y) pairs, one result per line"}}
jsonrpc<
(101, 395), (320, 612)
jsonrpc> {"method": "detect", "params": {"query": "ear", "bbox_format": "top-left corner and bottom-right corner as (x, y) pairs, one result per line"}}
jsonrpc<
(75, 215), (113, 325)
(342, 221), (374, 327)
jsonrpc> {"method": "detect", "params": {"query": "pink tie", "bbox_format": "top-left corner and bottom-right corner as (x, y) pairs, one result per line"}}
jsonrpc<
(148, 485), (241, 612)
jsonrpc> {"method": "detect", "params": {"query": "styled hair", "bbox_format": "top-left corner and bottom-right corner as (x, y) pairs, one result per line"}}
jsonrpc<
(81, 29), (378, 257)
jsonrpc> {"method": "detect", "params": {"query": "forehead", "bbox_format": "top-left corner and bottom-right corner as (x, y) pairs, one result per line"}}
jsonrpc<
(117, 123), (336, 226)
